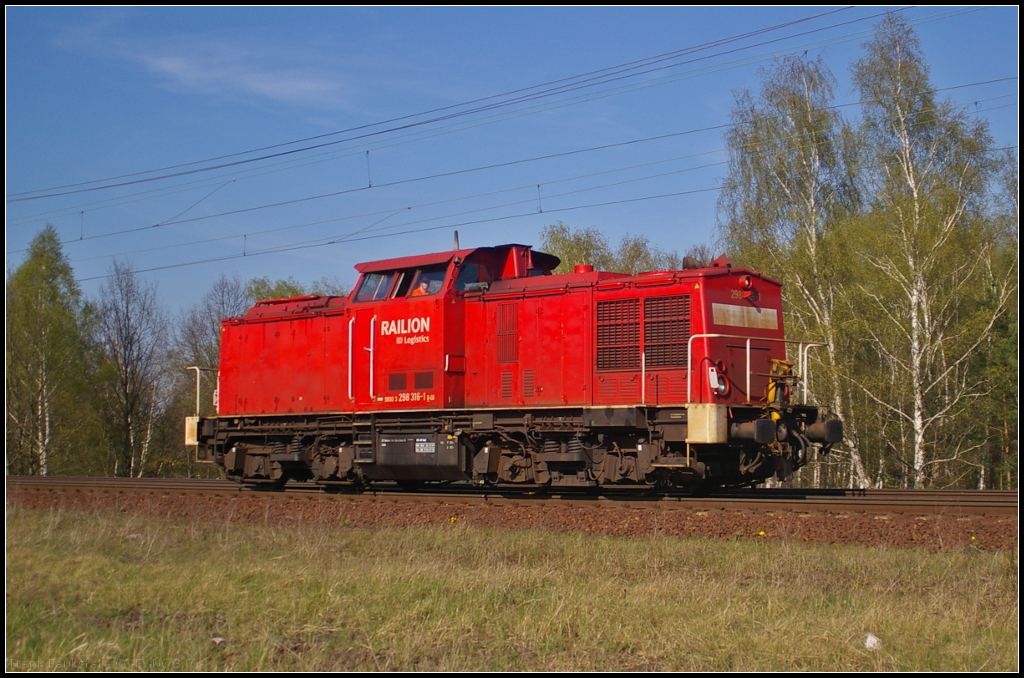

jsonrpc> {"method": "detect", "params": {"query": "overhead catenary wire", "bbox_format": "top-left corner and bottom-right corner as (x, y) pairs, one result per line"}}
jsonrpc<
(76, 185), (723, 282)
(25, 5), (983, 204)
(11, 129), (1016, 294)
(9, 6), (863, 202)
(6, 7), (1014, 291)
(69, 105), (1018, 283)
(6, 7), (1001, 230)
(70, 154), (730, 263)
(13, 78), (1013, 261)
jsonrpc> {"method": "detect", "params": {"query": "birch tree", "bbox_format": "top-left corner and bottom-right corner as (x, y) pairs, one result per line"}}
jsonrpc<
(173, 273), (253, 429)
(540, 222), (615, 273)
(718, 55), (868, 487)
(5, 226), (88, 475)
(850, 15), (1015, 487)
(97, 261), (169, 477)
(178, 274), (251, 372)
(614, 233), (681, 274)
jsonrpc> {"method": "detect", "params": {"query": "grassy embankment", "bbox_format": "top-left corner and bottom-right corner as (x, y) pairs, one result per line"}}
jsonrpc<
(6, 508), (1017, 671)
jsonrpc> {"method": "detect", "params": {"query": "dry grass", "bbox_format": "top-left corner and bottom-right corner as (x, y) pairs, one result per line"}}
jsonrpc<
(5, 507), (1018, 671)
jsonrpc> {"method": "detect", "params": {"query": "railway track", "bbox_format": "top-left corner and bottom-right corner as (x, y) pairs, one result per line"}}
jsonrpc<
(7, 476), (1017, 517)
(8, 476), (1016, 551)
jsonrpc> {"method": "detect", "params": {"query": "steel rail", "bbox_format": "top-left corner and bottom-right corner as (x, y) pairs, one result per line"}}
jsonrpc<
(7, 476), (1017, 517)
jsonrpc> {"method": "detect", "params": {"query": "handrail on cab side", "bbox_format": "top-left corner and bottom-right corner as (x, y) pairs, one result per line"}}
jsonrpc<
(187, 366), (220, 417)
(685, 334), (827, 405)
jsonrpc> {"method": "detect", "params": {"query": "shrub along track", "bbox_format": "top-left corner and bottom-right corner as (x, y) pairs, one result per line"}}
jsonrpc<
(7, 477), (1016, 551)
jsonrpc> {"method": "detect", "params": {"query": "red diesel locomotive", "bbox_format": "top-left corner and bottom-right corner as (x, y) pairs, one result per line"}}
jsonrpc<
(187, 243), (842, 489)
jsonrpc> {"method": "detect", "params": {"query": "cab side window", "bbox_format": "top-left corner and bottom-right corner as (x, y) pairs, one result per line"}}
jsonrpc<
(408, 265), (448, 297)
(455, 262), (493, 291)
(355, 272), (397, 302)
(392, 270), (414, 297)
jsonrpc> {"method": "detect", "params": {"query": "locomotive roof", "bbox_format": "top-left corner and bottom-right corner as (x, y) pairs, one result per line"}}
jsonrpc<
(354, 248), (477, 273)
(354, 243), (561, 274)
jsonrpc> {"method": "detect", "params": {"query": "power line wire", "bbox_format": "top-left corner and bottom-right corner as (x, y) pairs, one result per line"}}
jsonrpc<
(7, 7), (997, 225)
(70, 94), (1019, 276)
(9, 7), (859, 201)
(17, 74), (1010, 255)
(76, 185), (723, 282)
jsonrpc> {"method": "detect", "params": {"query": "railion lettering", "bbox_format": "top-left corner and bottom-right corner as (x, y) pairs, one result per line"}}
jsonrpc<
(380, 317), (431, 336)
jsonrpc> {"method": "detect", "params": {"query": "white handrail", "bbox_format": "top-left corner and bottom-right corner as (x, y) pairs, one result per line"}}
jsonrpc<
(685, 334), (826, 404)
(186, 366), (219, 417)
(641, 351), (646, 405)
(348, 317), (355, 401)
(369, 316), (377, 399)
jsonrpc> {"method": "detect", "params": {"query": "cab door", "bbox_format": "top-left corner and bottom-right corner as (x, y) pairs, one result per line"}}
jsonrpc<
(352, 308), (380, 408)
(442, 291), (465, 409)
(350, 270), (400, 409)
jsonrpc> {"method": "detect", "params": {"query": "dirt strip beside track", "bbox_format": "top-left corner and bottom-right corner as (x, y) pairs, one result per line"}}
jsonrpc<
(7, 486), (1016, 552)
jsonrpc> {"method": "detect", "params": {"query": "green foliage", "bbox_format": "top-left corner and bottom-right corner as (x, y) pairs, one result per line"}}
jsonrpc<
(720, 55), (858, 273)
(615, 233), (681, 274)
(719, 14), (1017, 488)
(539, 221), (683, 275)
(718, 54), (867, 487)
(247, 276), (307, 302)
(246, 275), (348, 303)
(979, 149), (1019, 488)
(310, 275), (348, 297)
(848, 14), (1013, 488)
(539, 222), (615, 273)
(5, 226), (92, 476)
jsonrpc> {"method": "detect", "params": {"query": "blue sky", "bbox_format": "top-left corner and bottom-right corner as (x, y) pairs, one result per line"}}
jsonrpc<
(6, 7), (1018, 313)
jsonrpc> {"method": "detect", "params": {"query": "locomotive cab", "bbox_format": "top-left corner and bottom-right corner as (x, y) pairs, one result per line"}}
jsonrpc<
(345, 245), (561, 415)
